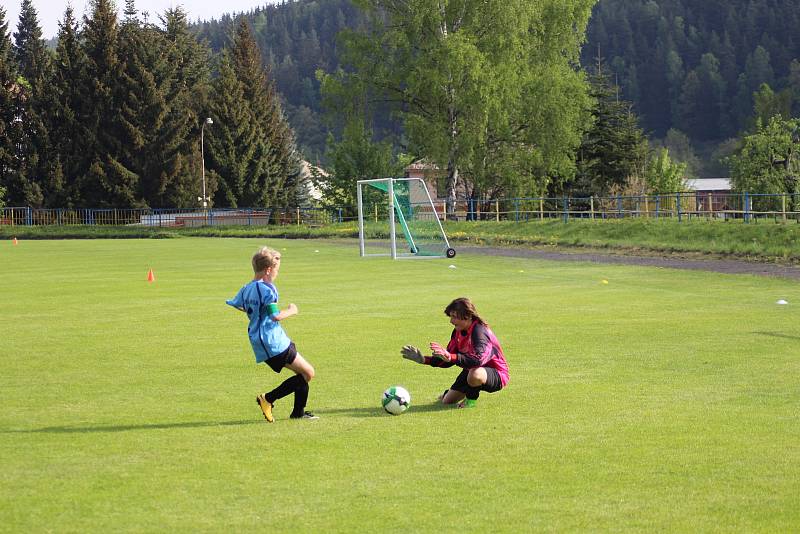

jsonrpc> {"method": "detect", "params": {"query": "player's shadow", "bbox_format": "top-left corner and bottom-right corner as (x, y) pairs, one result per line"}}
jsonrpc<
(315, 401), (453, 418)
(1, 419), (259, 434)
(752, 331), (800, 340)
(3, 404), (459, 431)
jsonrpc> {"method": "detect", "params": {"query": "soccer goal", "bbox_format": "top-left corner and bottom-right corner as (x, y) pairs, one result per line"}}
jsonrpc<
(357, 177), (456, 259)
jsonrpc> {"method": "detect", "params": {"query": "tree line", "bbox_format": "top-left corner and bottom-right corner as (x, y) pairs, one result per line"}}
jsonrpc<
(316, 0), (690, 214)
(586, 0), (800, 173)
(0, 0), (301, 210)
(188, 0), (800, 179)
(194, 0), (370, 166)
(3, 0), (800, 212)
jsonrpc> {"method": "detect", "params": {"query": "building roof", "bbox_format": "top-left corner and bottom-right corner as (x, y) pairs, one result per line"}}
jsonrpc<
(301, 160), (328, 178)
(300, 160), (327, 201)
(685, 178), (731, 191)
(405, 161), (440, 171)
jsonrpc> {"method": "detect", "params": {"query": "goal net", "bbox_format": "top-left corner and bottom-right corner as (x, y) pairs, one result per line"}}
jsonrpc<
(357, 178), (455, 259)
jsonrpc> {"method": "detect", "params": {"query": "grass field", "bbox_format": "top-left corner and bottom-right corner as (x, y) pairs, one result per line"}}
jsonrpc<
(2, 238), (799, 532)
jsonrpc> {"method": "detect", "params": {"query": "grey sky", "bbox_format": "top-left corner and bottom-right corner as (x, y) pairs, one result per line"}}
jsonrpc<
(4, 0), (279, 41)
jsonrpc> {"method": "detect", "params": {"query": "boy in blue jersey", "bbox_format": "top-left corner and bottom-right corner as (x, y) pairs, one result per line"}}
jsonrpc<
(227, 246), (318, 422)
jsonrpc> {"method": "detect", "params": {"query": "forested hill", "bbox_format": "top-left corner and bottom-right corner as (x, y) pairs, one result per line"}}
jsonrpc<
(194, 1), (370, 163)
(194, 0), (800, 159)
(584, 0), (800, 142)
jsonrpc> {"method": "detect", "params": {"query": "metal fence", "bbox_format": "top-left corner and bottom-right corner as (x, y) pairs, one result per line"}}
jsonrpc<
(3, 192), (800, 226)
(361, 192), (800, 223)
(0, 206), (345, 227)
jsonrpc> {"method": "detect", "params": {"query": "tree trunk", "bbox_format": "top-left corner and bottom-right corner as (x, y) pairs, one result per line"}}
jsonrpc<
(446, 157), (458, 218)
(439, 0), (459, 218)
(445, 95), (459, 217)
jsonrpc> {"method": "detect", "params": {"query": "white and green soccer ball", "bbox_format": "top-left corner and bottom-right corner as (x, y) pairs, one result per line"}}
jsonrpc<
(382, 386), (411, 415)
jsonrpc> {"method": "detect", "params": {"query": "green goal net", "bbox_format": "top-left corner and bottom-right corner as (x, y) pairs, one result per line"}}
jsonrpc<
(357, 178), (455, 259)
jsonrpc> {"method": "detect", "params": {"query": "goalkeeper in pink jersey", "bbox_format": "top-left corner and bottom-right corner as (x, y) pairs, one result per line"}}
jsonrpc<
(401, 297), (509, 408)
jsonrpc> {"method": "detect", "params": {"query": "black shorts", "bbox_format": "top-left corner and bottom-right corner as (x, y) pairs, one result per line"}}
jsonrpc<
(264, 342), (297, 373)
(450, 367), (503, 393)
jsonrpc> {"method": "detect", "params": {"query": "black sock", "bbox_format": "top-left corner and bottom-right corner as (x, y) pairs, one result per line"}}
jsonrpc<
(290, 377), (310, 418)
(265, 374), (306, 405)
(465, 387), (480, 401)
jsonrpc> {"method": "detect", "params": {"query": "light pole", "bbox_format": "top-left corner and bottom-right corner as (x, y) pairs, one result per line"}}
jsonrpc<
(200, 117), (213, 209)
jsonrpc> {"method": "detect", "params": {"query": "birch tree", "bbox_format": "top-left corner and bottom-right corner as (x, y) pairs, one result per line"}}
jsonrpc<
(323, 0), (595, 213)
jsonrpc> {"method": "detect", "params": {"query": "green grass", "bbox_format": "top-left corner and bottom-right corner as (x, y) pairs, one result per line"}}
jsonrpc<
(1, 238), (799, 531)
(4, 217), (800, 260)
(450, 218), (800, 259)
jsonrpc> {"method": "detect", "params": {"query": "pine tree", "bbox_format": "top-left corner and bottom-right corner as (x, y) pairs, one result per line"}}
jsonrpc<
(266, 105), (303, 207)
(207, 51), (258, 208)
(734, 45), (776, 132)
(11, 0), (52, 206)
(677, 53), (727, 141)
(789, 59), (800, 118)
(574, 64), (648, 196)
(77, 0), (138, 207)
(154, 7), (211, 208)
(115, 0), (168, 208)
(231, 18), (276, 208)
(208, 18), (301, 208)
(50, 6), (88, 207)
(752, 83), (792, 128)
(0, 7), (23, 204)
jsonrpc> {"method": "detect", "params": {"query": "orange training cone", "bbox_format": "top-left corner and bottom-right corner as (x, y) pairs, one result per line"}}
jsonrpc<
(147, 268), (155, 283)
(12, 237), (18, 246)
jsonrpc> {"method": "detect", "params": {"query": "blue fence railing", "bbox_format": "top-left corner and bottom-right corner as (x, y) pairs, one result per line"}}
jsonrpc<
(2, 192), (800, 226)
(363, 192), (800, 224)
(0, 207), (345, 227)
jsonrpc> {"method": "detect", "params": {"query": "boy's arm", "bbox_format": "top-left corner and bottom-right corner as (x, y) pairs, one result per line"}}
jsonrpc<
(225, 288), (245, 311)
(271, 302), (298, 321)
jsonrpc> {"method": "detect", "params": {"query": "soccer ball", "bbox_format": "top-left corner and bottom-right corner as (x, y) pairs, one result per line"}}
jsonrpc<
(382, 386), (411, 415)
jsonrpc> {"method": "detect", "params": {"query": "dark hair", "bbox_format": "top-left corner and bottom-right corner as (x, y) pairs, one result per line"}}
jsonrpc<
(444, 297), (486, 325)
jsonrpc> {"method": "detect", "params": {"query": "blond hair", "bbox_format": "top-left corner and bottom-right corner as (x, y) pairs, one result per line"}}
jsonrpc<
(252, 246), (280, 274)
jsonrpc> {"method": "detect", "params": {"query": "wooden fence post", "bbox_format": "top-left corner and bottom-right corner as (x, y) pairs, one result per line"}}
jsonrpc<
(782, 194), (787, 221)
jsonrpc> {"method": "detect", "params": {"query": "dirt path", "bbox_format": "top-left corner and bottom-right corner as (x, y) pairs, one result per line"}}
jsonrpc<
(455, 245), (800, 280)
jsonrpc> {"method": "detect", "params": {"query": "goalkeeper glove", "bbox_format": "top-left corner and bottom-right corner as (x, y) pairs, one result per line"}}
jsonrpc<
(429, 342), (454, 362)
(401, 345), (425, 364)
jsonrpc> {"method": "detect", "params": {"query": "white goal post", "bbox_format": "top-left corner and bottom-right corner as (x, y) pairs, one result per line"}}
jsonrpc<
(357, 177), (456, 259)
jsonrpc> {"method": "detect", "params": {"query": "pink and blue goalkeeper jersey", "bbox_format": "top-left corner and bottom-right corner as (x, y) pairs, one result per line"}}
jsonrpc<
(226, 280), (291, 363)
(426, 321), (510, 387)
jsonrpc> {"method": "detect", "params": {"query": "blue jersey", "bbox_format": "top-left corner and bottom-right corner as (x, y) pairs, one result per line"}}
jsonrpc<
(226, 280), (292, 363)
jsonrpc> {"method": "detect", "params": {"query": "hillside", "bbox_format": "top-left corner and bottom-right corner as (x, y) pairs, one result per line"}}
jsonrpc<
(193, 0), (800, 171)
(584, 0), (800, 141)
(194, 0), (369, 164)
